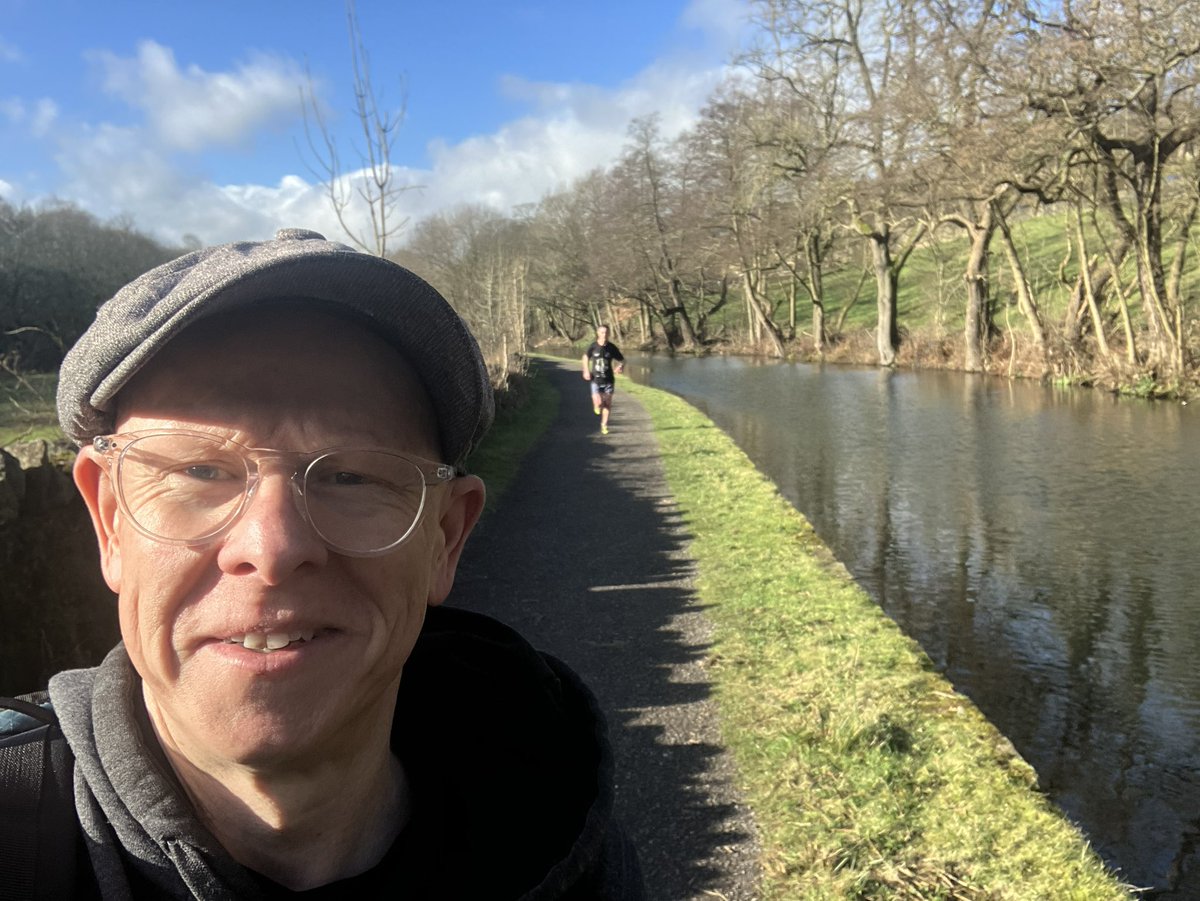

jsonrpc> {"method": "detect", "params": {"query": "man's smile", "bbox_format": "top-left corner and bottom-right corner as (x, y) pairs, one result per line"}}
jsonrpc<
(223, 629), (318, 652)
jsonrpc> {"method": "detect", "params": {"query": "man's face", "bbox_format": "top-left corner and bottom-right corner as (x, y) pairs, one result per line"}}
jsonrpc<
(597, 326), (609, 344)
(75, 309), (483, 769)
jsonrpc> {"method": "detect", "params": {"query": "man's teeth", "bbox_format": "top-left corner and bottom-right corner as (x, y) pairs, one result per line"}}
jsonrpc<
(226, 630), (316, 652)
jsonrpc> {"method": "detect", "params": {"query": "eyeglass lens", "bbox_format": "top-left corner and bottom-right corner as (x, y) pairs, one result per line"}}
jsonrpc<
(114, 433), (427, 554)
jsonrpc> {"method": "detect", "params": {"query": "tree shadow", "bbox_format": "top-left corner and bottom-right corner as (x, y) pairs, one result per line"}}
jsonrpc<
(451, 362), (759, 900)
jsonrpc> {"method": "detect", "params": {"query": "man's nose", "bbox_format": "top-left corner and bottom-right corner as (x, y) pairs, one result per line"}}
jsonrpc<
(216, 471), (327, 583)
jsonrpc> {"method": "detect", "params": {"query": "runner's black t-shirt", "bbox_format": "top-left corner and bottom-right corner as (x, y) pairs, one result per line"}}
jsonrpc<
(585, 342), (624, 385)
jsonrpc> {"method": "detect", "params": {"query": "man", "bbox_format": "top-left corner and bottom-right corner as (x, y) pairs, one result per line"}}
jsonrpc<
(0, 229), (642, 898)
(580, 325), (625, 436)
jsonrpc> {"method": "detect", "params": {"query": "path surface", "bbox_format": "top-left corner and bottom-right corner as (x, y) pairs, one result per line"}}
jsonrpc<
(451, 360), (761, 901)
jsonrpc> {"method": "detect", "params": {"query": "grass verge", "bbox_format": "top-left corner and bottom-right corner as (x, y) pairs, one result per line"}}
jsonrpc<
(620, 378), (1132, 901)
(465, 363), (560, 512)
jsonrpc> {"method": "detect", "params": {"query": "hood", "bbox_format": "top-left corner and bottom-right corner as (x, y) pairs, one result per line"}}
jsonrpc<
(48, 607), (624, 898)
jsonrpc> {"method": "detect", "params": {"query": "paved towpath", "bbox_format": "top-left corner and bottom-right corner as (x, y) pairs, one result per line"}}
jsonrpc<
(451, 359), (761, 901)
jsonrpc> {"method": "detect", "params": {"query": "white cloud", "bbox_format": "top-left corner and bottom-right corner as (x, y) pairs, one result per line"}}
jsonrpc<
(33, 17), (744, 249)
(38, 41), (319, 243)
(0, 178), (13, 200)
(91, 40), (305, 152)
(217, 175), (346, 242)
(53, 120), (285, 243)
(421, 58), (733, 219)
(48, 56), (731, 247)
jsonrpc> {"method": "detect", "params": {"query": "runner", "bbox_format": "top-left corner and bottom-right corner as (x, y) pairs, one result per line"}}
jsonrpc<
(581, 324), (625, 435)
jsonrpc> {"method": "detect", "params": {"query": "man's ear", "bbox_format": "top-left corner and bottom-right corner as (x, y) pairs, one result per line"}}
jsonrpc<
(427, 475), (486, 606)
(73, 448), (123, 592)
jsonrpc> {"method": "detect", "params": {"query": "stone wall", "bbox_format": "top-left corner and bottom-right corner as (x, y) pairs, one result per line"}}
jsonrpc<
(0, 440), (119, 695)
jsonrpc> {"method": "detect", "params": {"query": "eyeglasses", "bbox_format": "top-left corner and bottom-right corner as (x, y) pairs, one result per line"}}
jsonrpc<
(93, 429), (456, 557)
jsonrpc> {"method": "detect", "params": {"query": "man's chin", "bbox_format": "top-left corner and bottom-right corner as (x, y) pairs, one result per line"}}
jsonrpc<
(183, 696), (352, 771)
(161, 652), (356, 751)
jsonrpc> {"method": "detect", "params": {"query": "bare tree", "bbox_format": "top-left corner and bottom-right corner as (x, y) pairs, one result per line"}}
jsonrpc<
(302, 0), (413, 257)
(401, 206), (531, 380)
(905, 0), (1021, 371)
(747, 0), (930, 366)
(1012, 0), (1200, 375)
(740, 18), (850, 355)
(608, 117), (702, 349)
(382, 0), (1200, 391)
(689, 88), (787, 356)
(525, 179), (607, 343)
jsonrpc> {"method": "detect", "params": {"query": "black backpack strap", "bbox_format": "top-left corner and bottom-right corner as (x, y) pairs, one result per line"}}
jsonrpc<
(0, 695), (78, 900)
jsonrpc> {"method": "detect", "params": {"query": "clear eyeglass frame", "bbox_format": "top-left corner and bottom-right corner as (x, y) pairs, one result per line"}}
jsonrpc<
(92, 429), (456, 558)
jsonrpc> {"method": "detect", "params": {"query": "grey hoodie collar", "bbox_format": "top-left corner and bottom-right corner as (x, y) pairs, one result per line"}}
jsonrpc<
(49, 646), (259, 899)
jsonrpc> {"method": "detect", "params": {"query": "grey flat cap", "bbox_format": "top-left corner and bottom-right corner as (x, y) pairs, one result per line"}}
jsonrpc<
(57, 228), (494, 468)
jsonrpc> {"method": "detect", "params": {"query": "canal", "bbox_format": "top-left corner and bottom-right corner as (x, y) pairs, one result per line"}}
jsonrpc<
(627, 354), (1199, 896)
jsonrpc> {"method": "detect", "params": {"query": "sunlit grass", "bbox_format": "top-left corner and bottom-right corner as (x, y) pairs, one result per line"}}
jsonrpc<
(707, 208), (1184, 349)
(0, 371), (62, 446)
(824, 212), (1084, 336)
(464, 363), (559, 511)
(623, 377), (1132, 900)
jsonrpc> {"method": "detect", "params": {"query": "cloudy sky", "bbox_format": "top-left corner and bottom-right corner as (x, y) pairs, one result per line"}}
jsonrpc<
(1, 0), (754, 248)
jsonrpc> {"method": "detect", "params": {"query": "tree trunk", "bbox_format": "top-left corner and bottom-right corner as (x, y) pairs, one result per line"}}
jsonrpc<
(745, 289), (760, 344)
(962, 208), (993, 373)
(805, 233), (827, 355)
(740, 270), (786, 358)
(995, 208), (1046, 360)
(772, 237), (826, 355)
(1165, 192), (1198, 371)
(1130, 140), (1178, 371)
(1073, 208), (1112, 360)
(664, 275), (699, 350)
(1064, 165), (1130, 347)
(812, 300), (826, 358)
(1099, 243), (1139, 366)
(870, 235), (899, 366)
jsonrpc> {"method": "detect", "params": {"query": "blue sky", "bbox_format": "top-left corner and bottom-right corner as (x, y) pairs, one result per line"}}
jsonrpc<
(0, 0), (752, 246)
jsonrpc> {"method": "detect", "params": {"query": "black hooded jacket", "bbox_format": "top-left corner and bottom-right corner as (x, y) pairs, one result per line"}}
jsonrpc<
(16, 606), (642, 899)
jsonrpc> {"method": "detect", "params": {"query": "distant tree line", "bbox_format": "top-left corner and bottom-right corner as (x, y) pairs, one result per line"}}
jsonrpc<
(0, 200), (180, 374)
(7, 0), (1197, 398)
(397, 0), (1200, 395)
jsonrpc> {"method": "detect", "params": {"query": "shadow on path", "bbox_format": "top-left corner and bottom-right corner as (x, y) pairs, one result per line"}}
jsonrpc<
(451, 361), (760, 901)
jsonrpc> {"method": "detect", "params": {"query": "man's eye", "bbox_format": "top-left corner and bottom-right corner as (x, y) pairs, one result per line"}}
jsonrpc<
(180, 464), (233, 481)
(331, 470), (369, 486)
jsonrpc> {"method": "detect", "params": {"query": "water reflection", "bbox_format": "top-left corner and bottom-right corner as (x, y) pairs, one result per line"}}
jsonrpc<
(629, 355), (1200, 895)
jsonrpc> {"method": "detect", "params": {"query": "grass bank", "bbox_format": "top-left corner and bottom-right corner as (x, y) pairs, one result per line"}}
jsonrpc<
(618, 378), (1131, 900)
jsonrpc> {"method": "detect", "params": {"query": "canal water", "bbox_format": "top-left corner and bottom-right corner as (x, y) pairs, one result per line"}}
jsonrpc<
(626, 354), (1199, 896)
